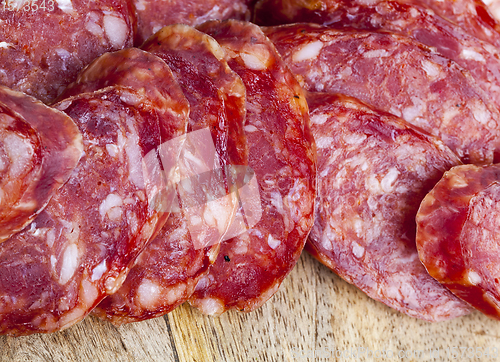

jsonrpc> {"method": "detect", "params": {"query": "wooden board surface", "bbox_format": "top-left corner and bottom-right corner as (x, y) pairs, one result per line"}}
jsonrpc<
(1, 252), (500, 362)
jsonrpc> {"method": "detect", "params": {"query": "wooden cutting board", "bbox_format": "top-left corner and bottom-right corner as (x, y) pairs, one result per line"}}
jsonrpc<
(1, 252), (499, 362)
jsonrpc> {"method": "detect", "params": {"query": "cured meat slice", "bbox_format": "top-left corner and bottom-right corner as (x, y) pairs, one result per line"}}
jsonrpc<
(188, 20), (316, 314)
(132, 0), (254, 45)
(93, 24), (248, 324)
(0, 86), (82, 243)
(416, 164), (500, 319)
(264, 24), (500, 165)
(55, 48), (189, 133)
(403, 0), (500, 47)
(306, 91), (471, 321)
(0, 84), (189, 336)
(0, 0), (135, 103)
(254, 0), (500, 120)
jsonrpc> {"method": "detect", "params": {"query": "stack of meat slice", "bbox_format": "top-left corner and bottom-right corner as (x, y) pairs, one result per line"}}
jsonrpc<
(0, 20), (316, 335)
(255, 0), (500, 321)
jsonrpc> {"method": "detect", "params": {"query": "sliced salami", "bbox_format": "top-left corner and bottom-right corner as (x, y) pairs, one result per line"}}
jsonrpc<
(0, 86), (82, 243)
(416, 164), (500, 319)
(255, 0), (500, 121)
(264, 24), (500, 165)
(0, 84), (189, 336)
(187, 20), (316, 315)
(132, 0), (254, 45)
(93, 24), (248, 324)
(306, 91), (471, 321)
(0, 0), (135, 103)
(403, 0), (500, 47)
(55, 48), (189, 135)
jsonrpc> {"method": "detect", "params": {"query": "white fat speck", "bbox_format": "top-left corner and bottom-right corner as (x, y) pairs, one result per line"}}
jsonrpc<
(240, 52), (269, 71)
(467, 270), (482, 285)
(353, 217), (363, 237)
(292, 41), (323, 63)
(381, 167), (399, 192)
(361, 161), (369, 171)
(0, 42), (13, 49)
(103, 15), (128, 48)
(46, 229), (56, 248)
(85, 12), (104, 38)
(56, 0), (74, 13)
(344, 133), (367, 145)
(55, 48), (72, 61)
(244, 124), (259, 132)
(352, 242), (365, 259)
(366, 175), (382, 194)
(4, 134), (33, 178)
(91, 260), (107, 282)
(267, 234), (281, 249)
(472, 100), (491, 125)
(59, 244), (79, 285)
(106, 144), (119, 157)
(315, 136), (334, 149)
(80, 279), (99, 308)
(311, 113), (329, 125)
(196, 297), (224, 315)
(125, 120), (145, 189)
(137, 279), (161, 308)
(190, 215), (202, 226)
(135, 0), (147, 10)
(421, 59), (441, 80)
(449, 174), (468, 188)
(270, 192), (285, 215)
(460, 48), (486, 63)
(99, 193), (123, 220)
(362, 49), (389, 58)
(50, 255), (57, 272)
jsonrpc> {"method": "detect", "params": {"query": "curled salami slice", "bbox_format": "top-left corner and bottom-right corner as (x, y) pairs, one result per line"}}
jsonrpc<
(416, 164), (500, 319)
(306, 91), (471, 321)
(264, 24), (500, 165)
(255, 0), (500, 122)
(55, 48), (189, 135)
(132, 0), (254, 45)
(188, 20), (316, 314)
(402, 0), (500, 47)
(0, 0), (135, 103)
(0, 86), (82, 243)
(93, 24), (248, 324)
(0, 85), (189, 336)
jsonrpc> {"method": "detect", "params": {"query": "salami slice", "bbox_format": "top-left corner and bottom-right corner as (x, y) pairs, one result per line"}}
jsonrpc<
(264, 24), (500, 165)
(255, 0), (500, 120)
(416, 164), (500, 319)
(0, 84), (189, 336)
(403, 0), (500, 47)
(132, 0), (254, 45)
(93, 24), (248, 324)
(55, 48), (189, 135)
(0, 0), (135, 103)
(187, 20), (316, 315)
(0, 86), (82, 243)
(306, 91), (471, 321)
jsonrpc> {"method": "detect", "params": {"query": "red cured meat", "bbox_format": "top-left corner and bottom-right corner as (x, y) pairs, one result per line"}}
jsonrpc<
(0, 0), (135, 103)
(0, 83), (189, 335)
(306, 91), (471, 321)
(55, 47), (189, 135)
(254, 0), (500, 122)
(132, 0), (254, 45)
(188, 20), (316, 315)
(264, 23), (500, 165)
(94, 24), (248, 324)
(0, 86), (82, 242)
(416, 164), (500, 319)
(403, 0), (500, 47)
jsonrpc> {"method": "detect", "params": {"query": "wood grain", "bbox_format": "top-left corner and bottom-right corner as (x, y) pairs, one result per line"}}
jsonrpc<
(1, 252), (499, 362)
